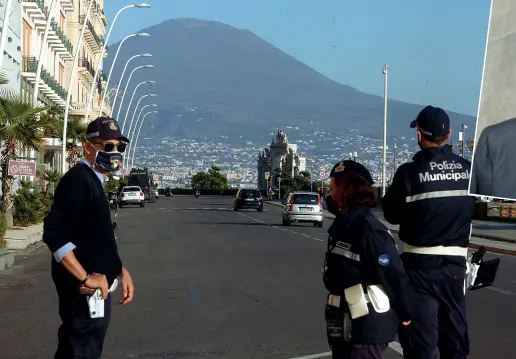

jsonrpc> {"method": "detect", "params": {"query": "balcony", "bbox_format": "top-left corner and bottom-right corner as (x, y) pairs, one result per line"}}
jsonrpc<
(60, 0), (74, 12)
(22, 56), (68, 107)
(69, 102), (87, 116)
(78, 57), (95, 83)
(22, 0), (47, 23)
(79, 15), (104, 52)
(46, 18), (73, 60)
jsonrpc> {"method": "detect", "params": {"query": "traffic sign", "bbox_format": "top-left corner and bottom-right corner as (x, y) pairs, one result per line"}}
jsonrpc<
(264, 171), (270, 180)
(8, 160), (36, 177)
(120, 168), (127, 176)
(319, 170), (326, 179)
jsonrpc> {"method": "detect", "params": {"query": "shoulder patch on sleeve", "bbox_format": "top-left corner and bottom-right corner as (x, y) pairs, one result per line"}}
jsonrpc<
(378, 254), (390, 267)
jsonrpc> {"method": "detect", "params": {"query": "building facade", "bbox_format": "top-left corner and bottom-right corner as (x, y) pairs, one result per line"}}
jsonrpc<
(257, 129), (306, 191)
(17, 0), (109, 182)
(0, 0), (22, 91)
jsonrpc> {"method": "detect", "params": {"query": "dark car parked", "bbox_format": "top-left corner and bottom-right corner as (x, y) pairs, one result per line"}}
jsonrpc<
(233, 188), (263, 212)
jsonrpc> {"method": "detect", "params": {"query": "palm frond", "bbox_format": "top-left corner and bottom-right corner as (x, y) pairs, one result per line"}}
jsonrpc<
(0, 70), (9, 86)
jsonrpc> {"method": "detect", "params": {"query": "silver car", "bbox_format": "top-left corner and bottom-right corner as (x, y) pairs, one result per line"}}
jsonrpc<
(282, 191), (324, 227)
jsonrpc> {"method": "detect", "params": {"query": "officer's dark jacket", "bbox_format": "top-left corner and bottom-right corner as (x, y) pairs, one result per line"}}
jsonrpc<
(43, 163), (122, 294)
(470, 118), (516, 199)
(382, 146), (475, 269)
(324, 206), (413, 344)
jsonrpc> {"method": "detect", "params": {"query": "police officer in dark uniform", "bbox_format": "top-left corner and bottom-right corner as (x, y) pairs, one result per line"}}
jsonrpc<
(382, 106), (475, 359)
(323, 160), (413, 359)
(43, 117), (135, 359)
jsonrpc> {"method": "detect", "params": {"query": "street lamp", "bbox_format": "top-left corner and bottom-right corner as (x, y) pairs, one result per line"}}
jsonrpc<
(98, 32), (150, 116)
(84, 3), (151, 122)
(121, 81), (155, 133)
(126, 92), (156, 145)
(130, 110), (158, 168)
(111, 53), (152, 117)
(381, 64), (388, 198)
(126, 103), (158, 166)
(124, 103), (157, 167)
(32, 0), (57, 107)
(117, 65), (154, 129)
(61, 0), (96, 174)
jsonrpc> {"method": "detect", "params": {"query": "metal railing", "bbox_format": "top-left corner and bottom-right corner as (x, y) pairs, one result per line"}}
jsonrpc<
(50, 18), (73, 55)
(78, 57), (95, 78)
(79, 15), (104, 49)
(22, 56), (68, 102)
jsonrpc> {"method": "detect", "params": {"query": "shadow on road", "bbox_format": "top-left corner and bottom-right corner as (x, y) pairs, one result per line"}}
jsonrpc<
(178, 221), (270, 226)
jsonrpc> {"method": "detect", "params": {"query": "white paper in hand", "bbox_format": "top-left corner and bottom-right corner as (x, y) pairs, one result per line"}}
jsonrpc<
(87, 289), (105, 318)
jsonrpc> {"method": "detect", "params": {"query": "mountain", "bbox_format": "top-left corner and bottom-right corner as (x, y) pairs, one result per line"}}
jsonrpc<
(105, 18), (476, 142)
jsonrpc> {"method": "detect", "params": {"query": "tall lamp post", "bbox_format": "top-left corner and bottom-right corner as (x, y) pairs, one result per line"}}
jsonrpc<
(60, 0), (95, 174)
(130, 110), (158, 168)
(83, 3), (151, 122)
(124, 103), (157, 168)
(381, 64), (388, 197)
(121, 81), (155, 132)
(98, 32), (150, 116)
(32, 0), (57, 107)
(126, 92), (156, 148)
(110, 53), (152, 117)
(117, 65), (154, 129)
(0, 0), (13, 68)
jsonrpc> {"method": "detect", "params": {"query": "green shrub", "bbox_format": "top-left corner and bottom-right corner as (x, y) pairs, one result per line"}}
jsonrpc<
(0, 211), (6, 248)
(13, 180), (51, 227)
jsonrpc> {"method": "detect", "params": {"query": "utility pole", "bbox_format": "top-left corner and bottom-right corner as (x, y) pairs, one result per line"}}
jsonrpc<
(393, 142), (397, 179)
(460, 123), (467, 158)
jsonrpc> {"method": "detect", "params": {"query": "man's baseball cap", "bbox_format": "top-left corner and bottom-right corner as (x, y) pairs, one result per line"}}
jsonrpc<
(330, 160), (374, 185)
(410, 105), (450, 140)
(85, 117), (130, 143)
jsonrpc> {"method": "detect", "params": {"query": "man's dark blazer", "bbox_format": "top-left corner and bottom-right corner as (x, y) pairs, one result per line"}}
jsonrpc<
(470, 117), (516, 199)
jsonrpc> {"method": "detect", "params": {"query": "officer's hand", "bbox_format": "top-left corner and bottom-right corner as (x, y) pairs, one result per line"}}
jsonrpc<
(402, 321), (411, 326)
(119, 267), (134, 305)
(85, 273), (109, 300)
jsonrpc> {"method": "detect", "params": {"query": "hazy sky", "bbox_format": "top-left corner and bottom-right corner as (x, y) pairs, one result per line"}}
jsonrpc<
(104, 0), (491, 116)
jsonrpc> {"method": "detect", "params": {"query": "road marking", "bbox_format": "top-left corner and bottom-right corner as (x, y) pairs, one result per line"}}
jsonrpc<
(289, 342), (403, 359)
(289, 352), (331, 359)
(389, 341), (404, 354)
(486, 286), (516, 296)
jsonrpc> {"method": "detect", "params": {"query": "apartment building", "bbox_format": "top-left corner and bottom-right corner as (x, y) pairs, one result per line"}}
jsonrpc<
(67, 0), (110, 120)
(0, 0), (22, 91)
(19, 0), (109, 180)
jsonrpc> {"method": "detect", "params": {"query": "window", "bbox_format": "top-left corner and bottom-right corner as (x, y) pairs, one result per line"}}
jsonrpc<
(123, 187), (141, 192)
(22, 20), (32, 57)
(60, 11), (65, 32)
(59, 63), (64, 86)
(240, 189), (261, 198)
(293, 194), (318, 204)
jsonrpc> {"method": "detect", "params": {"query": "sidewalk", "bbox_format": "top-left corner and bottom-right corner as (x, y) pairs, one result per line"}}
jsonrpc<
(0, 223), (44, 272)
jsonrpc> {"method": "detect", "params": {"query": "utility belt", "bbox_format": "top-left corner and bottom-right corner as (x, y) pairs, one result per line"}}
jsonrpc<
(402, 242), (468, 257)
(327, 283), (390, 320)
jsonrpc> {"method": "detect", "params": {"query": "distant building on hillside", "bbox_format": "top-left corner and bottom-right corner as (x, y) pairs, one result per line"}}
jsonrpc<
(256, 129), (306, 191)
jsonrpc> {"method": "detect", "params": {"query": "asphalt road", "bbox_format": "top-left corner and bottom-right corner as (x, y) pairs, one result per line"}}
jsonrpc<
(0, 196), (514, 359)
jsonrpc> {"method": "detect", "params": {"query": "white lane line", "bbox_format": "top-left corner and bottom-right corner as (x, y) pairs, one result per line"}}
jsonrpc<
(300, 234), (310, 238)
(389, 341), (404, 354)
(313, 238), (324, 242)
(486, 286), (516, 296)
(289, 342), (403, 359)
(289, 352), (331, 359)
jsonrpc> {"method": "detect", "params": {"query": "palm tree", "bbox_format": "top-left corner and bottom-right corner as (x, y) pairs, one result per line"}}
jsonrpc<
(59, 116), (87, 168)
(43, 168), (61, 197)
(0, 74), (52, 227)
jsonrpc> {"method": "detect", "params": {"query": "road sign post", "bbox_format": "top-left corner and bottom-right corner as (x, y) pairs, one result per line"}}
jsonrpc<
(278, 177), (281, 200)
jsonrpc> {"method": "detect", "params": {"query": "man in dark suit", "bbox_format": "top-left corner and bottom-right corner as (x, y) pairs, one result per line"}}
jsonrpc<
(470, 117), (516, 199)
(43, 117), (135, 359)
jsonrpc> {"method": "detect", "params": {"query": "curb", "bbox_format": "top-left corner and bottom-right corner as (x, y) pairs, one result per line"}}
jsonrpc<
(264, 201), (516, 255)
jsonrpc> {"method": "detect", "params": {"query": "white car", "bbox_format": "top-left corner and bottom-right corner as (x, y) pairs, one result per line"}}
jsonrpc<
(119, 186), (145, 208)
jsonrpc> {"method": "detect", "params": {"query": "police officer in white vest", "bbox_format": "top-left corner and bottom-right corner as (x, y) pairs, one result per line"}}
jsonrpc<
(323, 160), (413, 359)
(382, 106), (476, 359)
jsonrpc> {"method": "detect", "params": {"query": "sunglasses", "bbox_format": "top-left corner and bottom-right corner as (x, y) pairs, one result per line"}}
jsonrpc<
(90, 141), (127, 153)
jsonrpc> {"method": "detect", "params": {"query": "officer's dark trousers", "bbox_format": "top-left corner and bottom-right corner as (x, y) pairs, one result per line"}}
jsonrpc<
(54, 292), (112, 359)
(332, 343), (387, 359)
(398, 264), (469, 359)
